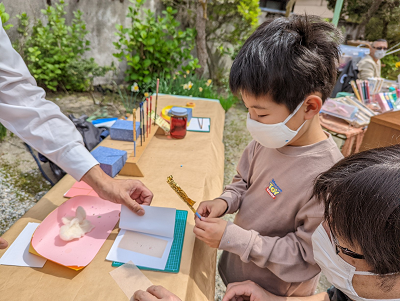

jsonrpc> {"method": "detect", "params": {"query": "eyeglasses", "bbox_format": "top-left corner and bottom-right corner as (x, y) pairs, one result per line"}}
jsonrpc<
(373, 47), (388, 51)
(331, 232), (365, 259)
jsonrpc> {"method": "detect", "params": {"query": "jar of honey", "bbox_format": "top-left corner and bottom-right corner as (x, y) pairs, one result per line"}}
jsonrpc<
(170, 107), (188, 139)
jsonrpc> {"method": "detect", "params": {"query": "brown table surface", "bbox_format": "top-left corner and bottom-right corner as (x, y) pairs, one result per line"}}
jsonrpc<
(0, 95), (225, 301)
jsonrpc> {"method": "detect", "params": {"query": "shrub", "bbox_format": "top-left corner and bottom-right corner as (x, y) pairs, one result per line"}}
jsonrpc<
(136, 71), (239, 111)
(113, 0), (200, 86)
(381, 54), (400, 80)
(0, 3), (13, 30)
(24, 0), (107, 92)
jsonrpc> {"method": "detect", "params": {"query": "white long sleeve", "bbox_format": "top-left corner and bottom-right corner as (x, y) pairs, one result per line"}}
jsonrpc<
(0, 21), (98, 181)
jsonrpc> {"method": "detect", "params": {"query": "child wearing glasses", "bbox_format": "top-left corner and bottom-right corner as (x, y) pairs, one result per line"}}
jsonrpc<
(192, 15), (344, 297)
(223, 145), (400, 301)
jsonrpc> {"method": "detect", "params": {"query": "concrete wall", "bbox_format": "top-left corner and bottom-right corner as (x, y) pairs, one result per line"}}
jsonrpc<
(2, 0), (164, 83)
(293, 0), (333, 19)
(259, 0), (333, 24)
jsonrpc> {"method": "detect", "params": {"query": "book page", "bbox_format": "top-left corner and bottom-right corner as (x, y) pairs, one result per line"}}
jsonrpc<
(118, 231), (168, 258)
(119, 205), (176, 238)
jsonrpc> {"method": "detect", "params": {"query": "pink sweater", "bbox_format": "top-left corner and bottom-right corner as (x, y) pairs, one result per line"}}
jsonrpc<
(218, 134), (343, 296)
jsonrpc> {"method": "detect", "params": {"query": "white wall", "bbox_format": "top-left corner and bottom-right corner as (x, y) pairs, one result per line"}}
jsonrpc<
(2, 0), (163, 83)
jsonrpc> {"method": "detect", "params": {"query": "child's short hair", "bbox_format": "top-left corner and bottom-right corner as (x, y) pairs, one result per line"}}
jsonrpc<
(229, 15), (343, 112)
(313, 145), (400, 276)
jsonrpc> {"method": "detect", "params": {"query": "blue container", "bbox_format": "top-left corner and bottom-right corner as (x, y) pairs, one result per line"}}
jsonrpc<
(171, 107), (192, 123)
(110, 120), (141, 141)
(91, 146), (128, 178)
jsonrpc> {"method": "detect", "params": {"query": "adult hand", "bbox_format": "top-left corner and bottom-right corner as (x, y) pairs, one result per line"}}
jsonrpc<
(197, 199), (228, 218)
(133, 285), (182, 301)
(82, 165), (153, 216)
(193, 217), (227, 248)
(223, 281), (284, 301)
(0, 237), (8, 249)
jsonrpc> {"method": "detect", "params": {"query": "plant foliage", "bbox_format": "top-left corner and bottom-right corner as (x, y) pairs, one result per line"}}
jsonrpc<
(23, 0), (108, 92)
(0, 3), (13, 30)
(114, 0), (200, 86)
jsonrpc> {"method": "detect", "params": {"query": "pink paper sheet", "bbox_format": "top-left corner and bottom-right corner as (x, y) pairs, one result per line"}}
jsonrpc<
(64, 181), (99, 198)
(32, 196), (120, 268)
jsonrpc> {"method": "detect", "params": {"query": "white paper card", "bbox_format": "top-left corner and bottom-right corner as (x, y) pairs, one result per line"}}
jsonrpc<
(0, 223), (47, 268)
(120, 205), (176, 238)
(187, 117), (210, 132)
(107, 206), (176, 270)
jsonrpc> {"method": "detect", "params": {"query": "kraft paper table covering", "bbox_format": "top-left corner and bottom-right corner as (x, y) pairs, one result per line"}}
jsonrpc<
(0, 95), (225, 301)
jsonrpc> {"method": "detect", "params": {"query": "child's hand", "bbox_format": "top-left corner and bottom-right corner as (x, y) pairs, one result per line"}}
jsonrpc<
(197, 199), (228, 218)
(223, 281), (284, 301)
(134, 285), (182, 301)
(193, 217), (227, 248)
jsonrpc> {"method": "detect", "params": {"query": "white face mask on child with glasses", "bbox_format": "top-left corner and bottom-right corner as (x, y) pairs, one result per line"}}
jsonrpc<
(312, 224), (400, 301)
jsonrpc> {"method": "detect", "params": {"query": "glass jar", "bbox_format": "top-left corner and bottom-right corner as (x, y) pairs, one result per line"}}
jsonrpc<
(170, 107), (188, 139)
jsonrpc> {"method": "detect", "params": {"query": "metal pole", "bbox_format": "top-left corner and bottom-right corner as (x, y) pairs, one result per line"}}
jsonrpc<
(332, 0), (344, 27)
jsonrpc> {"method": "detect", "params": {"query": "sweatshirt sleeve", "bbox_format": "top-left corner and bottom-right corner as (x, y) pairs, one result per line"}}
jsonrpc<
(357, 59), (375, 80)
(219, 196), (323, 283)
(217, 141), (256, 214)
(0, 21), (98, 181)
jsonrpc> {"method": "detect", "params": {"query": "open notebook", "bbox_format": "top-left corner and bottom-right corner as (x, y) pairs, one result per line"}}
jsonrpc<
(106, 206), (176, 270)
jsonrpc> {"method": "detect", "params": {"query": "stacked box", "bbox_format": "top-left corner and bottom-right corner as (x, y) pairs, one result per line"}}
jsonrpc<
(91, 146), (128, 178)
(110, 120), (141, 141)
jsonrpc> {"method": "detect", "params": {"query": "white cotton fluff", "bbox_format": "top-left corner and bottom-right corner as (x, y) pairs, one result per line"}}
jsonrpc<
(59, 206), (95, 241)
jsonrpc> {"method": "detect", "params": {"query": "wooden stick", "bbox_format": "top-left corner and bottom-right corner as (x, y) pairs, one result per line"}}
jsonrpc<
(142, 102), (145, 143)
(146, 98), (149, 137)
(149, 96), (152, 132)
(132, 108), (136, 157)
(140, 103), (143, 146)
(154, 78), (159, 125)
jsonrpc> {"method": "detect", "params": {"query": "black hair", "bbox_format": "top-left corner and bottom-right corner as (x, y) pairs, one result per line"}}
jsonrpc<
(229, 15), (343, 112)
(313, 145), (400, 275)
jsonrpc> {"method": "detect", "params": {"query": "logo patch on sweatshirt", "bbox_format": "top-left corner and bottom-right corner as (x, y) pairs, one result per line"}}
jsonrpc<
(266, 179), (282, 199)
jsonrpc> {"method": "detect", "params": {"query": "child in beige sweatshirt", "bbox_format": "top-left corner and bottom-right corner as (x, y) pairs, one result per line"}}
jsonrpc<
(193, 15), (344, 297)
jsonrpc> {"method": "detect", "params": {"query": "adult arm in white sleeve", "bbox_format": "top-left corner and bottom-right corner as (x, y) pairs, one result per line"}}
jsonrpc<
(0, 22), (154, 234)
(0, 20), (98, 181)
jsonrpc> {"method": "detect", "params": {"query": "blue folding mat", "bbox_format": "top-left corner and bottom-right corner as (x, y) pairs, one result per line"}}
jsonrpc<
(112, 210), (188, 273)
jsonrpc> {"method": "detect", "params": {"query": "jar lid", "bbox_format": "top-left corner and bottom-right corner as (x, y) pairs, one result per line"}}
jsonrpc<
(170, 107), (188, 117)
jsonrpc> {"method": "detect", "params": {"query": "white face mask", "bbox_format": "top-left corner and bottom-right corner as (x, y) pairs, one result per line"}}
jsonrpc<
(246, 100), (306, 148)
(312, 224), (400, 301)
(374, 49), (386, 60)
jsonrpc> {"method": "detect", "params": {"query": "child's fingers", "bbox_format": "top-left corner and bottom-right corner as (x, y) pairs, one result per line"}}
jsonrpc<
(193, 225), (206, 238)
(200, 217), (221, 223)
(222, 283), (254, 301)
(207, 210), (221, 218)
(194, 218), (210, 231)
(197, 201), (211, 216)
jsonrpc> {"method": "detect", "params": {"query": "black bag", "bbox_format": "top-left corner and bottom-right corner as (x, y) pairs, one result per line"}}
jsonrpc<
(68, 114), (107, 152)
(30, 114), (108, 184)
(330, 60), (359, 98)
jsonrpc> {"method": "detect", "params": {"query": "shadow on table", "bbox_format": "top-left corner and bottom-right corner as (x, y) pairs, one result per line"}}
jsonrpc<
(33, 261), (81, 280)
(186, 238), (217, 300)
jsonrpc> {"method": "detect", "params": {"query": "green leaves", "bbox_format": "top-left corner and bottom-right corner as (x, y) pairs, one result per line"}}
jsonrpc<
(21, 0), (106, 92)
(113, 0), (198, 88)
(0, 3), (13, 30)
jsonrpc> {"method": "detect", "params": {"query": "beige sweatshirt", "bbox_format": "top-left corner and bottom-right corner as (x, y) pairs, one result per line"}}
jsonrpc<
(218, 134), (343, 297)
(357, 54), (381, 80)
